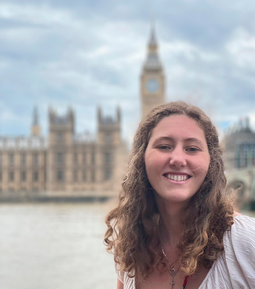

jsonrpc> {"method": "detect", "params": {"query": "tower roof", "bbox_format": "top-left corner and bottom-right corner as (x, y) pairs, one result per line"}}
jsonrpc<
(143, 23), (163, 71)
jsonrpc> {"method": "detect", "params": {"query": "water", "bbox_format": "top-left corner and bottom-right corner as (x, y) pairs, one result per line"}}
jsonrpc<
(0, 203), (116, 289)
(1, 203), (254, 289)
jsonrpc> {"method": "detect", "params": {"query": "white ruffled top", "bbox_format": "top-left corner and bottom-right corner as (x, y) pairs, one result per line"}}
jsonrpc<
(116, 215), (255, 289)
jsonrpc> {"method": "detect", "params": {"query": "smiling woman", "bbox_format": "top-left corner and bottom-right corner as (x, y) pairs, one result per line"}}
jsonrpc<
(104, 101), (255, 289)
(145, 115), (210, 207)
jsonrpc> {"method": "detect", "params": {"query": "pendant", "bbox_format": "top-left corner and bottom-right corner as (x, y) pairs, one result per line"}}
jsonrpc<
(168, 267), (176, 277)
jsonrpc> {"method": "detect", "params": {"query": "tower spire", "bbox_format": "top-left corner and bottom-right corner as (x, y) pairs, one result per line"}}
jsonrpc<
(31, 106), (41, 136)
(149, 18), (157, 49)
(143, 22), (162, 71)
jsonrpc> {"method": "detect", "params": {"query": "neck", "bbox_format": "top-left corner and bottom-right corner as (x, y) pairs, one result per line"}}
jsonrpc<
(157, 198), (186, 247)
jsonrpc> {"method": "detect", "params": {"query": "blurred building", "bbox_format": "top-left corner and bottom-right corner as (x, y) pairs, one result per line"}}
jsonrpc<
(222, 118), (255, 209)
(140, 24), (165, 119)
(0, 106), (127, 193)
(0, 24), (167, 196)
(2, 24), (253, 207)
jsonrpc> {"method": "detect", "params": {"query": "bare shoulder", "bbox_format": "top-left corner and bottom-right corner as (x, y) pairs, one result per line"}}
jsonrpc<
(117, 278), (124, 289)
(233, 211), (241, 217)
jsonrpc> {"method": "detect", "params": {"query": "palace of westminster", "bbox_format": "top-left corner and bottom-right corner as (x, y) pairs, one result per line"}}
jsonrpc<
(0, 26), (255, 207)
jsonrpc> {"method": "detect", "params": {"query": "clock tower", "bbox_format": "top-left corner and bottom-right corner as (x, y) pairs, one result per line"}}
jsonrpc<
(140, 24), (165, 119)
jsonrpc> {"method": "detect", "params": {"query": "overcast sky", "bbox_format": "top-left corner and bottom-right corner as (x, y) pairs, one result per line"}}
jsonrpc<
(1, 0), (255, 144)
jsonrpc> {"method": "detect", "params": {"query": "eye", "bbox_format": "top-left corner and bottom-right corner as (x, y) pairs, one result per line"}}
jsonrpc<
(157, 145), (171, 150)
(186, 147), (200, 153)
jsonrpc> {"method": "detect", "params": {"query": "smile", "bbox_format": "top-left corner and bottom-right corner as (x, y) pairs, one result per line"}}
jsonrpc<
(164, 174), (190, 182)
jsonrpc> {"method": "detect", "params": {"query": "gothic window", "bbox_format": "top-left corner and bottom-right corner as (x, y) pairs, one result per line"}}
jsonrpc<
(83, 170), (86, 181)
(21, 171), (26, 182)
(73, 170), (78, 182)
(33, 154), (38, 166)
(9, 171), (14, 182)
(104, 152), (112, 180)
(57, 152), (64, 164)
(237, 145), (245, 168)
(237, 144), (255, 168)
(33, 171), (38, 182)
(9, 153), (14, 166)
(91, 169), (95, 183)
(237, 146), (245, 168)
(83, 153), (86, 164)
(21, 153), (26, 166)
(57, 133), (63, 143)
(105, 133), (112, 143)
(57, 170), (64, 182)
(91, 151), (95, 165)
(105, 168), (111, 180)
(105, 152), (112, 164)
(73, 153), (78, 164)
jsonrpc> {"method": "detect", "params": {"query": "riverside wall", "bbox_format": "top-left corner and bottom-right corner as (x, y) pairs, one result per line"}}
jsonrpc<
(0, 190), (117, 203)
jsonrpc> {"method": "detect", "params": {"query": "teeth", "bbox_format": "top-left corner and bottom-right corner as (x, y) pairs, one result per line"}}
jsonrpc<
(165, 174), (188, 181)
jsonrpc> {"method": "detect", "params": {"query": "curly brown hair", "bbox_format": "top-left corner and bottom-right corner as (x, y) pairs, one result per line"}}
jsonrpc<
(104, 101), (233, 281)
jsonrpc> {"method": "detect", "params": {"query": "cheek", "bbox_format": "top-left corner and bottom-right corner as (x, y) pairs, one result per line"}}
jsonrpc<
(191, 156), (210, 177)
(145, 152), (163, 181)
(145, 152), (165, 171)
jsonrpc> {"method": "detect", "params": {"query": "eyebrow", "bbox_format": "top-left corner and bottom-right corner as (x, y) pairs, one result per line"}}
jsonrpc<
(152, 136), (206, 147)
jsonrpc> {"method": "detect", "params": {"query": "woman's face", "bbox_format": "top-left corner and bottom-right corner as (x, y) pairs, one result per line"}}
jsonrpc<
(144, 114), (210, 206)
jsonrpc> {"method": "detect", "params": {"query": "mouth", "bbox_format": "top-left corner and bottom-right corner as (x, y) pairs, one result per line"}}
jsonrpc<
(163, 173), (191, 182)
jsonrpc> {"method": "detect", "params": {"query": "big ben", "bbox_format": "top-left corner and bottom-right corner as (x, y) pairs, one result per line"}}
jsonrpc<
(140, 24), (165, 119)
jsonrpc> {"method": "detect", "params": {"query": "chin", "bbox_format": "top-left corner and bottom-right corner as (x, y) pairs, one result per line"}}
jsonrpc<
(156, 193), (194, 205)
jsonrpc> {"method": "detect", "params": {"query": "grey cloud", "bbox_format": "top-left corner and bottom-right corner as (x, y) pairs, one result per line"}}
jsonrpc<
(1, 0), (255, 141)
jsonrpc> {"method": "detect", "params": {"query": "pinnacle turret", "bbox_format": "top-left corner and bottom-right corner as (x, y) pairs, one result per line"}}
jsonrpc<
(33, 107), (39, 126)
(31, 106), (41, 136)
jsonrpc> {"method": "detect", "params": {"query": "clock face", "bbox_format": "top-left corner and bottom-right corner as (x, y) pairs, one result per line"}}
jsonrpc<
(146, 78), (159, 93)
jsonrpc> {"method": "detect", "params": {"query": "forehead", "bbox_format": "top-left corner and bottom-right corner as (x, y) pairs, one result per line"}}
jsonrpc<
(150, 115), (206, 141)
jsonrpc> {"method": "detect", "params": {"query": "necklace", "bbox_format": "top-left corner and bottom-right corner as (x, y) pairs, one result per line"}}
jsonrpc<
(160, 245), (190, 289)
(161, 245), (181, 289)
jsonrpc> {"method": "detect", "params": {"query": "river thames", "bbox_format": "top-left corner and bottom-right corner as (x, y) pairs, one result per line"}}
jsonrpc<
(1, 202), (254, 289)
(0, 202), (116, 289)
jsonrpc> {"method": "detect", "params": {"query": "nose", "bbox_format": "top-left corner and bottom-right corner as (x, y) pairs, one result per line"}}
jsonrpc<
(169, 147), (187, 168)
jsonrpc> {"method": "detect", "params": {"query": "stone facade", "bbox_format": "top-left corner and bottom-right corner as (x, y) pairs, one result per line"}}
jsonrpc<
(0, 107), (127, 193)
(0, 136), (46, 192)
(0, 25), (166, 195)
(222, 118), (255, 209)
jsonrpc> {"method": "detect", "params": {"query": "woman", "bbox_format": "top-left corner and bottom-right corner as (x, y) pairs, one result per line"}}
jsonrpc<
(104, 101), (255, 289)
